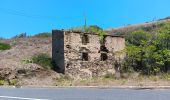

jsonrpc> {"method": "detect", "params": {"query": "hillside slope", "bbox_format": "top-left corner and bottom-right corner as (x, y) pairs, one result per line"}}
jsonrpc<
(0, 37), (59, 86)
(107, 18), (170, 35)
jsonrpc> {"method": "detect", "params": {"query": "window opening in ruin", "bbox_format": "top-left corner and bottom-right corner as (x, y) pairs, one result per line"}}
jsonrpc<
(100, 45), (108, 61)
(101, 53), (108, 61)
(100, 45), (109, 53)
(82, 52), (88, 61)
(82, 34), (89, 45)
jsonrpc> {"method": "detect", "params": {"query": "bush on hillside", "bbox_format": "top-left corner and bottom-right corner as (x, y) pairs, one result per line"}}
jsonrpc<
(32, 53), (53, 69)
(0, 42), (11, 50)
(122, 22), (170, 75)
(0, 80), (5, 85)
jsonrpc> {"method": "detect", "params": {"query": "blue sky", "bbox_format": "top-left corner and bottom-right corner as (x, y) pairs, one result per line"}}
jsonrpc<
(0, 0), (170, 38)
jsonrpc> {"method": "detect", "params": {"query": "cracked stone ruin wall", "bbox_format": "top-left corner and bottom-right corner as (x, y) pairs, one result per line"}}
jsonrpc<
(52, 30), (125, 79)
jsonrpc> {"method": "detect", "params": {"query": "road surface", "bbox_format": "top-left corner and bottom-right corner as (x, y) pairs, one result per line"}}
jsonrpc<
(0, 87), (170, 100)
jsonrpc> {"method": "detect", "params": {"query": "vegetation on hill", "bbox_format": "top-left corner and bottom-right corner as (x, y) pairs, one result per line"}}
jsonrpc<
(31, 53), (53, 69)
(159, 16), (170, 21)
(33, 32), (52, 38)
(0, 42), (11, 50)
(12, 33), (27, 38)
(12, 32), (52, 39)
(122, 22), (170, 75)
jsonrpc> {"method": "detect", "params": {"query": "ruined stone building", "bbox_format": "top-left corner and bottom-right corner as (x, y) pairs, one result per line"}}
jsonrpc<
(52, 30), (125, 79)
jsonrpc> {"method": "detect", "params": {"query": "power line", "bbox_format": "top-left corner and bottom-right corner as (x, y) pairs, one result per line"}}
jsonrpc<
(0, 7), (104, 26)
(0, 7), (106, 29)
(0, 7), (82, 20)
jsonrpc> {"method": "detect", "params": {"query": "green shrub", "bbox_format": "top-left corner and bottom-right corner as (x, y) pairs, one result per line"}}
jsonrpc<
(0, 42), (11, 50)
(21, 59), (33, 64)
(123, 22), (170, 75)
(9, 79), (17, 86)
(87, 25), (103, 33)
(0, 80), (5, 85)
(32, 53), (53, 69)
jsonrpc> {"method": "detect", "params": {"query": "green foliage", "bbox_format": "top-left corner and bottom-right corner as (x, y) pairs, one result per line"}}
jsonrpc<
(122, 45), (141, 73)
(9, 79), (17, 86)
(98, 30), (107, 40)
(87, 25), (106, 40)
(141, 25), (155, 31)
(21, 59), (33, 64)
(0, 80), (5, 85)
(0, 42), (11, 50)
(126, 30), (151, 46)
(87, 25), (103, 33)
(32, 53), (53, 69)
(34, 32), (52, 38)
(156, 27), (170, 49)
(123, 22), (170, 75)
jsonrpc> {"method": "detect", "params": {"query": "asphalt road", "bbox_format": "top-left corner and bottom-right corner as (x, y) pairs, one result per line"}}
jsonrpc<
(0, 87), (170, 100)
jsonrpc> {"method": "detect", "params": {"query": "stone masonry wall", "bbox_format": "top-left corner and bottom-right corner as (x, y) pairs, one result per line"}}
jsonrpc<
(52, 30), (65, 73)
(52, 30), (125, 79)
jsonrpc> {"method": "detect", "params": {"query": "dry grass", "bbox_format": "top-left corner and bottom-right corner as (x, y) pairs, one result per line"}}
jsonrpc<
(55, 73), (170, 87)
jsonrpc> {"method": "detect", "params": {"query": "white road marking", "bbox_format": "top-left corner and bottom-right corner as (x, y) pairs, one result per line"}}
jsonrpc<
(0, 96), (50, 100)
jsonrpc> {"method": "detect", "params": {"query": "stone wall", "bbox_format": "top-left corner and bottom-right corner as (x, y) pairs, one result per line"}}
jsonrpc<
(52, 30), (65, 73)
(52, 30), (125, 79)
